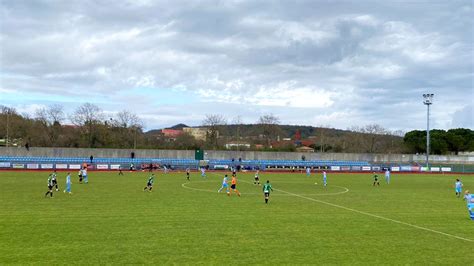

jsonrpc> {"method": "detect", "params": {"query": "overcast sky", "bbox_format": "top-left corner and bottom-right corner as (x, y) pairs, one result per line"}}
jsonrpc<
(0, 0), (472, 131)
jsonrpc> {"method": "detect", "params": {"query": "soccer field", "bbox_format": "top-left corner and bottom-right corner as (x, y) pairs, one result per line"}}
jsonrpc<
(0, 170), (472, 264)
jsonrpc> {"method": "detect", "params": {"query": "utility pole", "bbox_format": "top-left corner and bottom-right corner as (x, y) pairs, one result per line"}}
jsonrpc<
(6, 111), (10, 147)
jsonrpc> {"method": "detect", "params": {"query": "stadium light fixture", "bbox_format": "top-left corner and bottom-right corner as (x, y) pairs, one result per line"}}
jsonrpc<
(422, 93), (434, 169)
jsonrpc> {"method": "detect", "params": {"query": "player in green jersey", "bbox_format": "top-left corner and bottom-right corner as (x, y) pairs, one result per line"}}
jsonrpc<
(263, 180), (273, 204)
(143, 174), (155, 192)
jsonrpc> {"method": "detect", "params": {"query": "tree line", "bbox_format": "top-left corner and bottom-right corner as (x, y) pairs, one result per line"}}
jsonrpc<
(403, 128), (474, 155)
(1, 104), (472, 154)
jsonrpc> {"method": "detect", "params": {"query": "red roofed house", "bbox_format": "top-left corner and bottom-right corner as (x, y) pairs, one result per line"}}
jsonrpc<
(161, 129), (183, 141)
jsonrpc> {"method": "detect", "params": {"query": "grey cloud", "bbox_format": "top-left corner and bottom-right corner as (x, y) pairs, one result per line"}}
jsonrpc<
(0, 0), (472, 130)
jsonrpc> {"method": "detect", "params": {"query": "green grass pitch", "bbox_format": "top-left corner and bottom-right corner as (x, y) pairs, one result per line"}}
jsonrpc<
(0, 170), (473, 264)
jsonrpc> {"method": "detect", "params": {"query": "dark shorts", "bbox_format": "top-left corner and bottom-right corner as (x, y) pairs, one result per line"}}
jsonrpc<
(231, 184), (236, 189)
(52, 180), (57, 185)
(147, 182), (152, 187)
(264, 192), (270, 197)
(255, 177), (259, 180)
(48, 185), (53, 190)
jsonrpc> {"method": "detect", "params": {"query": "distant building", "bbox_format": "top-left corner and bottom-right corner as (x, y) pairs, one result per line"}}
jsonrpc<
(255, 144), (264, 149)
(161, 129), (183, 138)
(183, 127), (217, 141)
(225, 142), (251, 149)
(296, 146), (315, 152)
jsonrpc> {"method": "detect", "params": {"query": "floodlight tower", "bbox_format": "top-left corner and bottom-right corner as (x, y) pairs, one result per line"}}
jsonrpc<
(422, 93), (434, 169)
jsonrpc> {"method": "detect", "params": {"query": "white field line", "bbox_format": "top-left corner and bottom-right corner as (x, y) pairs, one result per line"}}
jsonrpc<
(228, 174), (473, 243)
(182, 178), (349, 196)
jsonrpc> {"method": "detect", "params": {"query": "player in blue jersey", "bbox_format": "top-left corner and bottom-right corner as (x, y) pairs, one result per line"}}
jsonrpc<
(464, 190), (472, 203)
(200, 167), (206, 178)
(385, 169), (390, 184)
(455, 179), (463, 198)
(63, 172), (72, 194)
(218, 174), (230, 195)
(306, 167), (311, 177)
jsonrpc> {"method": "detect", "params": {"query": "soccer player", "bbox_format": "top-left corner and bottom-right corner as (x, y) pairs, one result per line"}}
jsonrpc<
(118, 166), (124, 176)
(143, 174), (155, 192)
(306, 167), (311, 177)
(263, 180), (273, 204)
(323, 171), (327, 187)
(464, 190), (472, 202)
(201, 167), (206, 178)
(385, 169), (390, 184)
(78, 169), (83, 183)
(82, 167), (88, 184)
(186, 167), (190, 181)
(230, 175), (241, 197)
(373, 173), (380, 186)
(45, 174), (54, 198)
(51, 170), (59, 191)
(254, 170), (260, 185)
(163, 165), (168, 174)
(218, 174), (230, 195)
(63, 172), (72, 194)
(455, 179), (463, 198)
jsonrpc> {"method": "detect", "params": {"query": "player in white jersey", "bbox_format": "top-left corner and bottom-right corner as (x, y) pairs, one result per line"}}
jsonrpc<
(254, 170), (260, 185)
(218, 175), (230, 195)
(200, 167), (206, 178)
(82, 168), (88, 184)
(323, 171), (327, 186)
(385, 169), (390, 184)
(306, 167), (311, 177)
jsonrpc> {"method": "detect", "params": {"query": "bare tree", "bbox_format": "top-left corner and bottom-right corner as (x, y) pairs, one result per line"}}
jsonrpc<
(202, 114), (227, 149)
(116, 110), (143, 128)
(232, 115), (242, 125)
(350, 124), (389, 153)
(114, 110), (144, 149)
(35, 105), (64, 125)
(71, 103), (104, 147)
(316, 124), (332, 152)
(34, 104), (65, 146)
(257, 114), (282, 147)
(232, 115), (243, 139)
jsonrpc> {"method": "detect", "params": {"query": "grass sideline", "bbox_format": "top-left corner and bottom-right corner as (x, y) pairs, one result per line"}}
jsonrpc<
(0, 171), (473, 264)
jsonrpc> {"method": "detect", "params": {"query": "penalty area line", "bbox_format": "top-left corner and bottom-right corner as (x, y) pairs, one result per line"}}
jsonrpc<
(272, 187), (473, 243)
